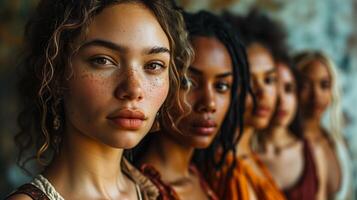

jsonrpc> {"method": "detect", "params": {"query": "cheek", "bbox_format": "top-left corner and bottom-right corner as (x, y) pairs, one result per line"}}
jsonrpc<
(217, 94), (230, 122)
(321, 90), (332, 105)
(287, 96), (298, 117)
(145, 75), (169, 111)
(65, 73), (113, 120)
(266, 85), (277, 106)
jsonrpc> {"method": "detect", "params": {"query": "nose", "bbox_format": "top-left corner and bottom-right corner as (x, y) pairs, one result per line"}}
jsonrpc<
(115, 68), (143, 101)
(196, 84), (216, 113)
(252, 79), (265, 99)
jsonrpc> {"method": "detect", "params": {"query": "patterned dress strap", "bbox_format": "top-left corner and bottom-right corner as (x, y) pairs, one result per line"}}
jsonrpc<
(6, 183), (50, 200)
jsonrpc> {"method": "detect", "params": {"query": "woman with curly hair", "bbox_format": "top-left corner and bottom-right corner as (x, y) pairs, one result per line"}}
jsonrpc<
(7, 0), (193, 199)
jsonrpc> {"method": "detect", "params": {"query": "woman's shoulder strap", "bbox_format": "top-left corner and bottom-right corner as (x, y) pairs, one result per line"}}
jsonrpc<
(6, 184), (50, 200)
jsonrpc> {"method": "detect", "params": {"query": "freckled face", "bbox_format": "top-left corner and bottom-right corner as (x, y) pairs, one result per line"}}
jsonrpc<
(63, 3), (170, 149)
(272, 63), (297, 127)
(244, 43), (278, 130)
(173, 36), (233, 149)
(298, 60), (332, 120)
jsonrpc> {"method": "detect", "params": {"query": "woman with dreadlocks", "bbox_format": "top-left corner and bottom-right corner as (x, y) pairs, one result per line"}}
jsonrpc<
(7, 0), (193, 199)
(211, 9), (292, 200)
(133, 10), (250, 200)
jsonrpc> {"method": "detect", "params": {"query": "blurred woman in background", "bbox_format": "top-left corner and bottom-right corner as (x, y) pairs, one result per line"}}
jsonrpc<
(295, 51), (353, 200)
(214, 10), (287, 200)
(256, 56), (327, 200)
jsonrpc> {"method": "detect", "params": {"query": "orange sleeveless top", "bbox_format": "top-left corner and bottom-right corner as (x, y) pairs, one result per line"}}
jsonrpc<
(208, 153), (286, 200)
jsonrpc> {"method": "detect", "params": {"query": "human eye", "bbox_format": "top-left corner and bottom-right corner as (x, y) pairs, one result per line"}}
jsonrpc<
(181, 76), (198, 90)
(88, 56), (116, 68)
(320, 80), (331, 90)
(285, 83), (296, 93)
(215, 81), (231, 93)
(144, 61), (167, 74)
(265, 74), (277, 85)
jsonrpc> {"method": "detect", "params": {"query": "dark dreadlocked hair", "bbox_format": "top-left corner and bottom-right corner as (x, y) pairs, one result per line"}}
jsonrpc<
(184, 11), (250, 175)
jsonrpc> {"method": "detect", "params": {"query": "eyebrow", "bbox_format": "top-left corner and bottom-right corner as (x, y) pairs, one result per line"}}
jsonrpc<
(265, 68), (277, 75)
(146, 46), (171, 55)
(79, 39), (170, 55)
(79, 39), (127, 53)
(189, 66), (233, 78)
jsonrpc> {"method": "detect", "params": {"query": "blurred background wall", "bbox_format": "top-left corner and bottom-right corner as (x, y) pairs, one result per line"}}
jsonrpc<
(0, 0), (356, 197)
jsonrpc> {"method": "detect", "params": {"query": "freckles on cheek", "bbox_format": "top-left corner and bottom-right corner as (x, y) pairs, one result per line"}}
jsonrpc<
(146, 76), (169, 108)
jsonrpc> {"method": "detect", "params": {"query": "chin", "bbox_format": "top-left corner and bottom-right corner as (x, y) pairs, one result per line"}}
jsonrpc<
(190, 136), (214, 149)
(103, 130), (148, 149)
(254, 120), (270, 130)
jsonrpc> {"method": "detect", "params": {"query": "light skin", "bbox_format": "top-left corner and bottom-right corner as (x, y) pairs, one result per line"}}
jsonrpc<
(298, 59), (341, 196)
(10, 3), (170, 200)
(259, 63), (327, 200)
(139, 36), (233, 200)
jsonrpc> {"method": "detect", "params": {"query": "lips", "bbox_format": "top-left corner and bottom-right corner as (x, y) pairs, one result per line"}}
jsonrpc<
(191, 120), (217, 136)
(107, 109), (146, 130)
(276, 110), (288, 118)
(254, 105), (271, 117)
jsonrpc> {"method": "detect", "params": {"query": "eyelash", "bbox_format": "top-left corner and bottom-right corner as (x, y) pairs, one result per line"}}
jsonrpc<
(215, 82), (231, 93)
(144, 61), (167, 74)
(89, 56), (116, 68)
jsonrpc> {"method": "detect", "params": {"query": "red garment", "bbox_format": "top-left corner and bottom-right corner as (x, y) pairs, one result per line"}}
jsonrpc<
(283, 139), (319, 200)
(141, 164), (219, 200)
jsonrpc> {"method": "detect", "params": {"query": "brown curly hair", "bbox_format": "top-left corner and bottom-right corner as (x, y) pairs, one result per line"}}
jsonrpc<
(16, 0), (193, 173)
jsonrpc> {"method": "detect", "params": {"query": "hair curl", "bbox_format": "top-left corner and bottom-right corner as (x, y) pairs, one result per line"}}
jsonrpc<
(16, 0), (193, 173)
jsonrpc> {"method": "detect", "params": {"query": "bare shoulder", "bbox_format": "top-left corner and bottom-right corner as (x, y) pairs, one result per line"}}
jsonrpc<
(5, 194), (33, 200)
(309, 140), (326, 162)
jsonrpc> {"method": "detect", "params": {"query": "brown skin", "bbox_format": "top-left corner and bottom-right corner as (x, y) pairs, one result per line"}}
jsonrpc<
(235, 43), (278, 200)
(259, 63), (327, 200)
(9, 3), (170, 200)
(299, 59), (341, 196)
(237, 43), (278, 157)
(139, 36), (233, 200)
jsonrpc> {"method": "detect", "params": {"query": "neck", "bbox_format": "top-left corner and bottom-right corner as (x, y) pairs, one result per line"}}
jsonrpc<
(236, 126), (255, 157)
(302, 117), (324, 140)
(140, 132), (194, 182)
(266, 126), (296, 146)
(44, 123), (128, 197)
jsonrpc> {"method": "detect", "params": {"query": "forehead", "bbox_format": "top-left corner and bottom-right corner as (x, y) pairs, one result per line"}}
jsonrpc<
(277, 63), (294, 83)
(301, 60), (330, 80)
(247, 43), (275, 74)
(80, 3), (170, 51)
(190, 36), (232, 74)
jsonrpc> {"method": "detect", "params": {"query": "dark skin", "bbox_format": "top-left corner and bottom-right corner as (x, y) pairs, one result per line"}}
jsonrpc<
(259, 63), (327, 200)
(9, 3), (171, 200)
(298, 59), (341, 196)
(139, 36), (233, 200)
